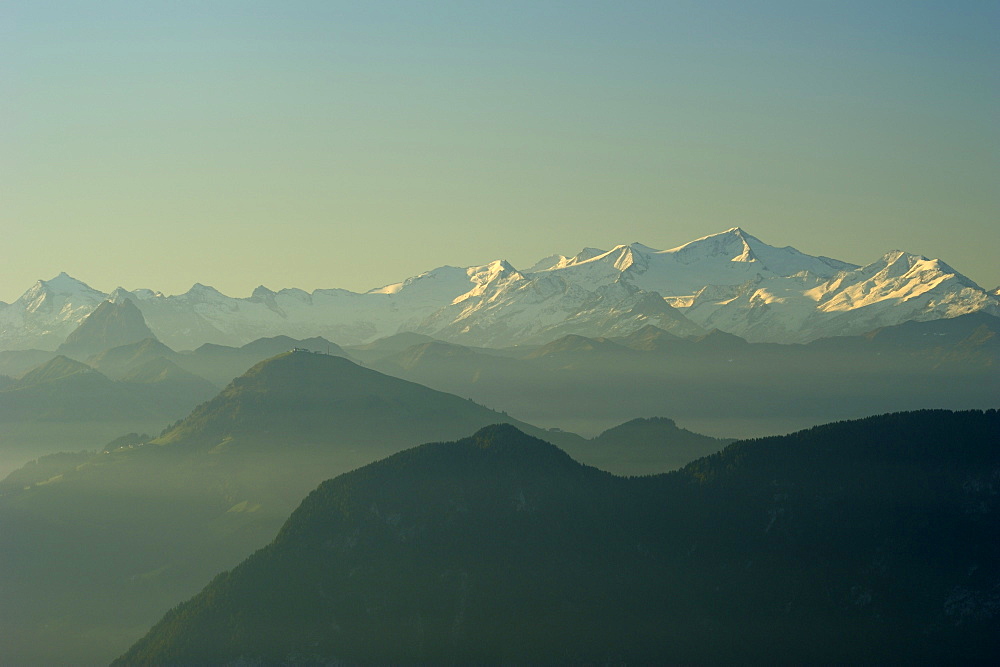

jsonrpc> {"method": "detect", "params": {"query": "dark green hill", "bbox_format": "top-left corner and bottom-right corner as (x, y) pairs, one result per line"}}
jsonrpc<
(119, 357), (219, 417)
(119, 410), (1000, 664)
(0, 351), (579, 664)
(582, 416), (733, 475)
(57, 299), (157, 359)
(154, 350), (553, 456)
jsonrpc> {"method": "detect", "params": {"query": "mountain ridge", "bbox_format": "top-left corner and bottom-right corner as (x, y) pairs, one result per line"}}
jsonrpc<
(1, 229), (995, 350)
(116, 410), (1000, 664)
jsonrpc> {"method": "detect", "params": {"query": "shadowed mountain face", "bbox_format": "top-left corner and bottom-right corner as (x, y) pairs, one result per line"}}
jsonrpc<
(88, 337), (179, 379)
(0, 336), (355, 482)
(154, 350), (555, 455)
(0, 351), (589, 665)
(0, 353), (218, 472)
(119, 410), (1000, 665)
(177, 335), (351, 387)
(56, 299), (156, 359)
(0, 355), (186, 423)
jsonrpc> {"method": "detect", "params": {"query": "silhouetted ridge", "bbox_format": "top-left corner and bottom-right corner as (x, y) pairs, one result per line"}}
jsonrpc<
(279, 424), (599, 545)
(153, 351), (557, 456)
(119, 410), (1000, 664)
(16, 355), (94, 386)
(57, 299), (157, 358)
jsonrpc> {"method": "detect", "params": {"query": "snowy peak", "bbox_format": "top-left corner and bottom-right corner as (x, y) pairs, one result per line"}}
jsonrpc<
(466, 260), (521, 285)
(16, 273), (106, 309)
(369, 266), (472, 298)
(661, 227), (854, 278)
(188, 282), (222, 295)
(108, 287), (135, 303)
(455, 260), (524, 303)
(527, 247), (607, 273)
(815, 250), (985, 314)
(664, 227), (759, 265)
(0, 230), (994, 351)
(601, 243), (654, 272)
(40, 272), (99, 295)
(569, 247), (608, 265)
(180, 283), (228, 302)
(861, 250), (967, 287)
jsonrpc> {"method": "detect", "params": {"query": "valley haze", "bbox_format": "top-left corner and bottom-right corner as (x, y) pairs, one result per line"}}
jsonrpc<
(0, 225), (996, 663)
(4, 2), (997, 663)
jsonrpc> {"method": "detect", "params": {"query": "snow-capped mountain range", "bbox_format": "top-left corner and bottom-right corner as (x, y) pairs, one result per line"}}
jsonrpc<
(1, 228), (996, 351)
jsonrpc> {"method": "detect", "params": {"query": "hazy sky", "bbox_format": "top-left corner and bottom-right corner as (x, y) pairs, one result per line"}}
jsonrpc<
(3, 1), (998, 302)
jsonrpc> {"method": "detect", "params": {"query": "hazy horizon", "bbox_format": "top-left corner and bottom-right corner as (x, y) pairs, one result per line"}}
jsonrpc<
(1, 224), (997, 303)
(4, 1), (998, 302)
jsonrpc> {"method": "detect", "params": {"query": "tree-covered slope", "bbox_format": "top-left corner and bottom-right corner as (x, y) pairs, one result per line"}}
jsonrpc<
(153, 349), (561, 454)
(0, 352), (578, 664)
(120, 410), (1000, 664)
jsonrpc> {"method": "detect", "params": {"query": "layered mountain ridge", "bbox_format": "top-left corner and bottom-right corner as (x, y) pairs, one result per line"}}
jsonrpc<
(1, 229), (995, 350)
(117, 411), (1000, 664)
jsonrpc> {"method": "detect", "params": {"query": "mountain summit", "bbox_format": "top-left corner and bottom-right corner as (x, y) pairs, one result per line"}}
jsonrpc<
(1, 230), (996, 349)
(56, 299), (157, 359)
(153, 349), (552, 456)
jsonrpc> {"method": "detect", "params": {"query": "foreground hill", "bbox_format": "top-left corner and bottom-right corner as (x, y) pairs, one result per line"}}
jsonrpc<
(1, 351), (595, 664)
(120, 411), (1000, 664)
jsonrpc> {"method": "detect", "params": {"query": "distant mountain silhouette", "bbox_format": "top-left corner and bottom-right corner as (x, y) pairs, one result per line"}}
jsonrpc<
(0, 348), (57, 378)
(88, 337), (179, 379)
(369, 315), (999, 438)
(582, 416), (732, 475)
(119, 410), (1000, 664)
(0, 351), (581, 664)
(345, 331), (440, 365)
(0, 354), (215, 424)
(175, 335), (349, 386)
(0, 355), (154, 422)
(154, 349), (560, 456)
(57, 299), (156, 359)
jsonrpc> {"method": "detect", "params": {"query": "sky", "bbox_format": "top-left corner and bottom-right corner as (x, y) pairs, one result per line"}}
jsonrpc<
(2, 1), (998, 302)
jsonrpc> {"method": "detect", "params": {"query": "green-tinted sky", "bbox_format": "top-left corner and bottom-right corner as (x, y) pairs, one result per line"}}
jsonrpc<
(3, 1), (998, 301)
